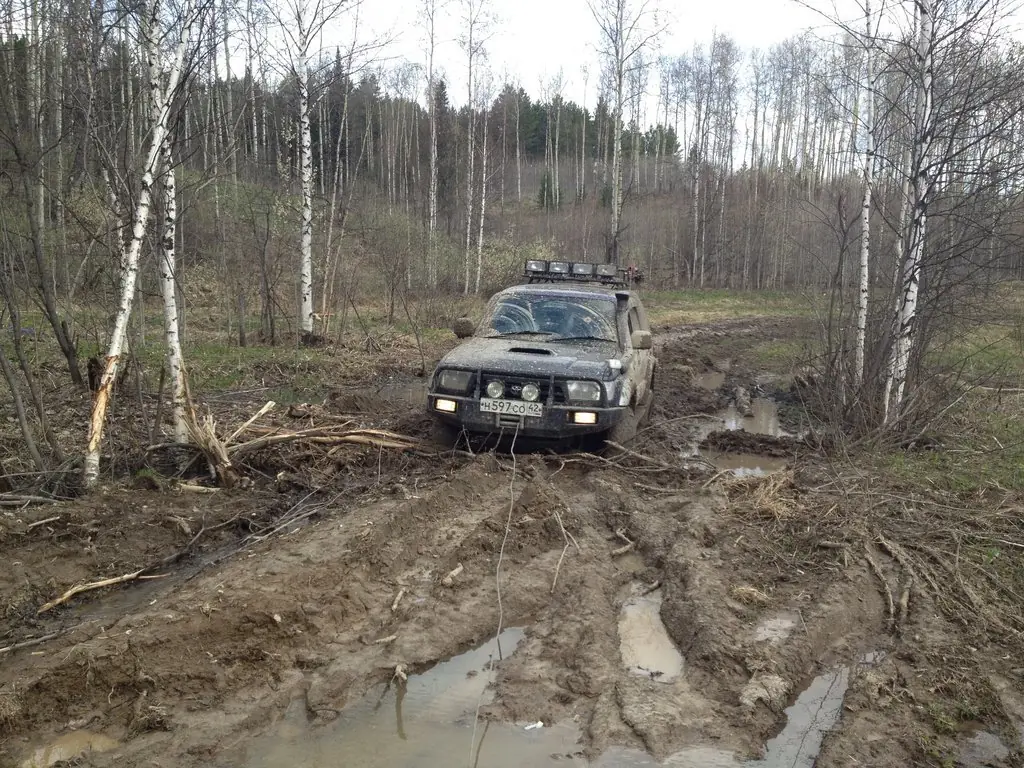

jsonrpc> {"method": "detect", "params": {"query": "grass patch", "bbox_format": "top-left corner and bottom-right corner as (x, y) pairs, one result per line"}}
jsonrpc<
(643, 288), (810, 325)
(879, 392), (1024, 494)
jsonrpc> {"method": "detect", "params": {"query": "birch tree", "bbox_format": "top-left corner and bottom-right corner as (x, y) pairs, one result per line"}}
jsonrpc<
(854, 0), (878, 387)
(84, 0), (203, 488)
(421, 0), (447, 288)
(459, 0), (493, 294)
(270, 0), (355, 341)
(587, 0), (662, 263)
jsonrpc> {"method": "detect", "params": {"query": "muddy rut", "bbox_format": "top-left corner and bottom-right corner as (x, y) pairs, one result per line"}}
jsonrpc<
(1, 316), (1020, 768)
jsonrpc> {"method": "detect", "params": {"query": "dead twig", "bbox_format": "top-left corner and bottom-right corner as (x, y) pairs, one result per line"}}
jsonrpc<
(38, 571), (169, 614)
(895, 577), (914, 635)
(26, 515), (61, 530)
(611, 527), (635, 556)
(441, 563), (464, 587)
(864, 544), (896, 631)
(391, 588), (406, 612)
(0, 631), (63, 655)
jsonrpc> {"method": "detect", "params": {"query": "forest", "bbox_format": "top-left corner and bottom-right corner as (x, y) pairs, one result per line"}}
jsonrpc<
(1, 0), (1023, 481)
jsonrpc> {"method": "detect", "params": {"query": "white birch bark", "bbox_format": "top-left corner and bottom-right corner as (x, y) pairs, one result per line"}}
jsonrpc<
(424, 0), (440, 287)
(159, 138), (185, 442)
(884, 0), (934, 422)
(298, 41), (315, 336)
(84, 0), (196, 488)
(474, 100), (489, 294)
(854, 0), (876, 387)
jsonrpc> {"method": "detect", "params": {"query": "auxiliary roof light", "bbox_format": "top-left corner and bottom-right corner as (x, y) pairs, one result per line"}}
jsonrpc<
(595, 263), (618, 277)
(525, 259), (548, 273)
(548, 261), (570, 274)
(571, 262), (596, 276)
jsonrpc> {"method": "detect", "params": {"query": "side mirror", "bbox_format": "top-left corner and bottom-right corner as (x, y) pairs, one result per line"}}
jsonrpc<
(630, 330), (653, 350)
(453, 317), (475, 339)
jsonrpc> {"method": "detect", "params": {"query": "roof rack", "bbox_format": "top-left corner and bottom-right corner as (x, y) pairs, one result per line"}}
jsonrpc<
(522, 259), (644, 288)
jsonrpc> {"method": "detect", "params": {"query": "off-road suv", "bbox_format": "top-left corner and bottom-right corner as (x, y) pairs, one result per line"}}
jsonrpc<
(427, 260), (656, 445)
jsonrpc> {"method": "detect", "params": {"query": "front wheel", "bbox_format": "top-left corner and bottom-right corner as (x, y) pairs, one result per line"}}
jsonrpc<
(603, 391), (653, 452)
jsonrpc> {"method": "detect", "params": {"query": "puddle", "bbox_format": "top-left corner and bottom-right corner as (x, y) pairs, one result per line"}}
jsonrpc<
(684, 396), (792, 477)
(245, 627), (585, 767)
(20, 730), (119, 768)
(618, 587), (685, 683)
(701, 451), (789, 478)
(719, 399), (791, 438)
(595, 654), (883, 767)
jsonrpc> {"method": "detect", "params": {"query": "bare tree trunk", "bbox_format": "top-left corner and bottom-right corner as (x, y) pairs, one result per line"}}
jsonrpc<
(159, 136), (185, 442)
(84, 0), (197, 488)
(298, 47), (315, 338)
(475, 102), (489, 293)
(854, 0), (875, 387)
(884, 0), (933, 422)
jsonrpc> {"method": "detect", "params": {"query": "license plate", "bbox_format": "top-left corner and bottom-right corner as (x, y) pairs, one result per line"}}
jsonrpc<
(480, 398), (543, 418)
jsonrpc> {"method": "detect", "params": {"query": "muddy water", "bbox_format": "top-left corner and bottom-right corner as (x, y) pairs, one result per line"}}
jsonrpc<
(687, 396), (791, 477)
(19, 730), (119, 768)
(694, 370), (726, 390)
(592, 663), (854, 767)
(245, 628), (585, 767)
(618, 588), (685, 682)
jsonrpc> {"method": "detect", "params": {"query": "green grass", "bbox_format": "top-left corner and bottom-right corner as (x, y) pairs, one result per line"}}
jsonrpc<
(881, 395), (1024, 493)
(643, 288), (810, 325)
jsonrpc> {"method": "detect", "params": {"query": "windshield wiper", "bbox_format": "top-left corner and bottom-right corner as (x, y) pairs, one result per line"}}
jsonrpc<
(551, 336), (616, 343)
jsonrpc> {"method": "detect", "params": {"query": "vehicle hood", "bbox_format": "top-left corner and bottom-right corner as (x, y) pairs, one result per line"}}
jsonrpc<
(438, 336), (621, 380)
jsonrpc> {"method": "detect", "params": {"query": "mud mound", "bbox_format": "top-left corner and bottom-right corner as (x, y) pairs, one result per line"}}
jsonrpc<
(700, 430), (800, 457)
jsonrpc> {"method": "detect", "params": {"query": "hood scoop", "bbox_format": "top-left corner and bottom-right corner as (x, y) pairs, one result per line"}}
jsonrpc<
(508, 347), (554, 356)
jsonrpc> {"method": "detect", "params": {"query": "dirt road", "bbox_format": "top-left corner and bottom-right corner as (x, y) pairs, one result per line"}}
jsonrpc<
(2, 316), (1021, 768)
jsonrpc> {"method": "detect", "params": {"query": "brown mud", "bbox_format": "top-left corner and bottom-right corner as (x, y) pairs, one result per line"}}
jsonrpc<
(1, 315), (1022, 768)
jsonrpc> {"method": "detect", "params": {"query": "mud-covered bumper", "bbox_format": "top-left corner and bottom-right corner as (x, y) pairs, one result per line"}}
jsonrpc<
(426, 393), (626, 439)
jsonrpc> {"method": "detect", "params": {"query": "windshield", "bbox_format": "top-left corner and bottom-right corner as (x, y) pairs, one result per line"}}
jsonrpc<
(481, 293), (619, 343)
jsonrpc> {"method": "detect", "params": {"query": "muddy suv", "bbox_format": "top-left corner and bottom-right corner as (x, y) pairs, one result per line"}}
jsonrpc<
(427, 260), (656, 444)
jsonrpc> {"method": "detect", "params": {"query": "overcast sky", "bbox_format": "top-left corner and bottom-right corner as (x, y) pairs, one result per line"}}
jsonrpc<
(316, 0), (1024, 109)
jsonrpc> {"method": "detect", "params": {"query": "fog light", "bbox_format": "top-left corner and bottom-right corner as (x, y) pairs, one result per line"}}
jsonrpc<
(521, 383), (540, 402)
(572, 411), (597, 425)
(486, 380), (505, 398)
(434, 398), (457, 413)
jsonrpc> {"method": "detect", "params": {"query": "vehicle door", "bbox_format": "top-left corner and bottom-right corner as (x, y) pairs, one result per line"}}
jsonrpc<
(626, 300), (653, 404)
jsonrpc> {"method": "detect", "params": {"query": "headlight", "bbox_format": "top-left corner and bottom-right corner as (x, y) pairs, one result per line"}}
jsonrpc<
(521, 383), (540, 402)
(617, 380), (632, 406)
(486, 380), (505, 398)
(566, 380), (602, 403)
(438, 369), (472, 393)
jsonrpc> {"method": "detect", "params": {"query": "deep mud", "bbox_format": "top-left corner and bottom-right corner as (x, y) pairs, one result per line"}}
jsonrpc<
(2, 314), (1023, 768)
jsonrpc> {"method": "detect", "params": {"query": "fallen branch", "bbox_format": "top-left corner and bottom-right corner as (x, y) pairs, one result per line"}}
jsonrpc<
(0, 631), (63, 655)
(226, 400), (277, 445)
(0, 494), (60, 507)
(391, 588), (406, 612)
(895, 577), (914, 635)
(37, 570), (169, 614)
(27, 515), (61, 530)
(864, 544), (896, 631)
(611, 527), (635, 556)
(374, 634), (397, 645)
(441, 563), (464, 587)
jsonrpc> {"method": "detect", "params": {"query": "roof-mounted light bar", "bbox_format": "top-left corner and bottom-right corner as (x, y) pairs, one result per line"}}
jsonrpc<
(522, 259), (641, 286)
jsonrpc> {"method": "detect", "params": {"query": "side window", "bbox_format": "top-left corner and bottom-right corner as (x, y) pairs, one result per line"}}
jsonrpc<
(627, 307), (641, 337)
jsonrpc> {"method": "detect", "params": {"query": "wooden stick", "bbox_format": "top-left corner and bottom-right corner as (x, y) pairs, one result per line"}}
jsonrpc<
(441, 563), (464, 586)
(226, 400), (277, 445)
(38, 569), (148, 614)
(374, 634), (398, 645)
(27, 515), (61, 530)
(611, 527), (635, 556)
(0, 631), (62, 655)
(391, 588), (406, 612)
